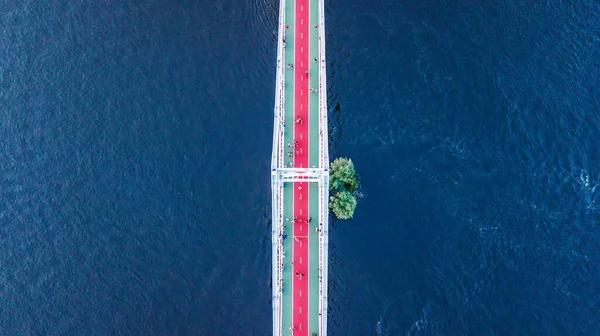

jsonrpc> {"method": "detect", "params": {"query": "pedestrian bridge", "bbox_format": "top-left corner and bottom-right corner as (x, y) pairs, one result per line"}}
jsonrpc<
(270, 0), (329, 334)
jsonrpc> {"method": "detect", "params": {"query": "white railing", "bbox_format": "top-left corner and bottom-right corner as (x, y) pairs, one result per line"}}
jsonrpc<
(318, 0), (329, 171)
(272, 176), (285, 336)
(278, 78), (286, 168)
(272, 0), (287, 335)
(271, 173), (280, 336)
(277, 178), (284, 336)
(317, 0), (329, 335)
(273, 0), (287, 171)
(279, 168), (323, 180)
(318, 175), (325, 335)
(272, 18), (283, 170)
(272, 82), (280, 171)
(277, 43), (285, 169)
(318, 47), (324, 170)
(321, 175), (329, 336)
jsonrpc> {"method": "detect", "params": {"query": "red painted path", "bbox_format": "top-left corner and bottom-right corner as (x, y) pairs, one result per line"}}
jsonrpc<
(292, 0), (310, 334)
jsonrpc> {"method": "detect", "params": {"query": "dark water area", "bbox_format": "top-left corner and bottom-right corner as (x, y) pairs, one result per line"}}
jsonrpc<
(1, 0), (599, 334)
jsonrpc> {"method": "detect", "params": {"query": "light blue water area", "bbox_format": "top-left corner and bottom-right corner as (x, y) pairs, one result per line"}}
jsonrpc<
(1, 0), (599, 334)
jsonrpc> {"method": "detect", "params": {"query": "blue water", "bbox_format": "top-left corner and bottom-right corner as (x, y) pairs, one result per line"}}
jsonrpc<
(1, 0), (599, 334)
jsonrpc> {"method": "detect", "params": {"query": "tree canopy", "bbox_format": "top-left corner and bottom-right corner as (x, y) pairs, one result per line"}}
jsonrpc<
(329, 190), (357, 220)
(328, 157), (360, 220)
(330, 158), (359, 192)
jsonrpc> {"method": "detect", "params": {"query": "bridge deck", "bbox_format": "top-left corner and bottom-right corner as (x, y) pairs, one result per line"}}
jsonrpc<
(272, 0), (328, 335)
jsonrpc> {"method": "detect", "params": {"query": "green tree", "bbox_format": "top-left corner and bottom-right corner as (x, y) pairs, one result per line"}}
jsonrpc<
(329, 190), (357, 220)
(330, 158), (360, 192)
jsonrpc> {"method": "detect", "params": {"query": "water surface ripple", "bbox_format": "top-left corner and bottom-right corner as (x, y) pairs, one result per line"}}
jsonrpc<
(1, 0), (599, 335)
